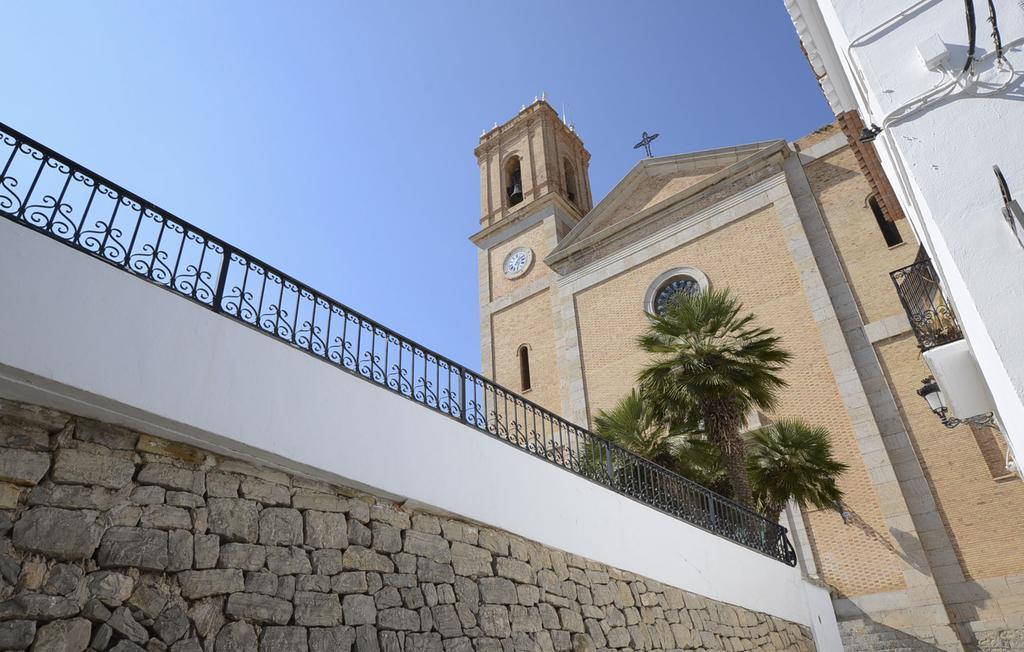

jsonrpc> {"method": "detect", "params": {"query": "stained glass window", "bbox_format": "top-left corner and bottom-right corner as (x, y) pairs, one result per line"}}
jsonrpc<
(653, 276), (700, 315)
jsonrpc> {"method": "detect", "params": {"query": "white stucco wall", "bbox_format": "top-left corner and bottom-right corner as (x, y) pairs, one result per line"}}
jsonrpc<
(0, 218), (839, 644)
(801, 0), (1024, 463)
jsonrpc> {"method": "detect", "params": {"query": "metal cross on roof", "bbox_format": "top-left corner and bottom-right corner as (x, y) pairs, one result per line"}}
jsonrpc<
(633, 131), (659, 158)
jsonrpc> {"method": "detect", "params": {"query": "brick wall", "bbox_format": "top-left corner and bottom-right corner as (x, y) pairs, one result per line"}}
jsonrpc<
(571, 203), (906, 598)
(0, 397), (813, 651)
(802, 148), (917, 324)
(490, 290), (561, 413)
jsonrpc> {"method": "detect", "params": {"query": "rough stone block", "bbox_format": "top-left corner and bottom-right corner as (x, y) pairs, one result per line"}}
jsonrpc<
(349, 520), (372, 547)
(187, 597), (226, 639)
(451, 542), (493, 578)
(177, 570), (244, 600)
(343, 546), (394, 573)
(171, 638), (203, 652)
(331, 572), (368, 595)
(27, 483), (115, 510)
(341, 594), (376, 626)
(497, 557), (534, 584)
(109, 606), (150, 644)
(51, 448), (135, 489)
(311, 549), (344, 576)
(240, 477), (291, 506)
(0, 620), (35, 649)
(432, 604), (463, 638)
(86, 571), (134, 606)
(195, 534), (220, 569)
(308, 626), (355, 652)
(478, 605), (511, 638)
(219, 543), (267, 571)
(75, 418), (138, 450)
(0, 448), (50, 486)
(137, 463), (201, 494)
(259, 508), (303, 546)
(127, 584), (168, 620)
(215, 621), (257, 652)
(0, 594), (79, 621)
(305, 510), (348, 549)
(260, 626), (309, 652)
(206, 473), (240, 498)
(14, 507), (103, 561)
(0, 483), (21, 510)
(378, 607), (419, 631)
(417, 558), (454, 584)
(479, 577), (517, 605)
(98, 527), (168, 570)
(141, 504), (192, 530)
(131, 485), (166, 505)
(294, 592), (343, 627)
(207, 498), (259, 544)
(167, 491), (205, 508)
(31, 617), (92, 651)
(225, 592), (293, 625)
(403, 530), (451, 563)
(169, 530), (195, 572)
(244, 572), (279, 596)
(265, 546), (311, 575)
(154, 605), (190, 645)
(0, 421), (50, 451)
(296, 574), (331, 593)
(292, 491), (348, 512)
(371, 522), (401, 553)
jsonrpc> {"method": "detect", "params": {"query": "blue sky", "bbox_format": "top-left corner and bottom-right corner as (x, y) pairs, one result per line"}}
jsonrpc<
(4, 2), (831, 370)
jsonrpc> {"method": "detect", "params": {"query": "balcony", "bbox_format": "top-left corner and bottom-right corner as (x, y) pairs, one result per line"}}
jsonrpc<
(890, 258), (963, 351)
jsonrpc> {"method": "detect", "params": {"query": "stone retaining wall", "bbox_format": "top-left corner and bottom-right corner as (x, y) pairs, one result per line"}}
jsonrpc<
(0, 398), (813, 651)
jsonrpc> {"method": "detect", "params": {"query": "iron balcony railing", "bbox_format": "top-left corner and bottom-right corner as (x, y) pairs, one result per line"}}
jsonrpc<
(0, 121), (797, 566)
(890, 258), (964, 351)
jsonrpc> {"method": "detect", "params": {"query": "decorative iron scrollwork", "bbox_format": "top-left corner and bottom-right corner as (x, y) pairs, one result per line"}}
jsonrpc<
(0, 120), (798, 567)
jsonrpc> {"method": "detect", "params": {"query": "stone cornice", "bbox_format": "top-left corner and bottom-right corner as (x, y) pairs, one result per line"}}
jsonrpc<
(469, 192), (581, 250)
(546, 142), (789, 272)
(554, 172), (788, 291)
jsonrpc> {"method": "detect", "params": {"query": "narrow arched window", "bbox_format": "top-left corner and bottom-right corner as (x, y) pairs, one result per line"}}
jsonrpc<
(870, 196), (903, 247)
(518, 345), (532, 391)
(564, 159), (578, 205)
(505, 157), (523, 207)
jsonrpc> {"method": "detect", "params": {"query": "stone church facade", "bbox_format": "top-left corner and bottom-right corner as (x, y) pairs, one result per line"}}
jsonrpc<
(472, 100), (1024, 650)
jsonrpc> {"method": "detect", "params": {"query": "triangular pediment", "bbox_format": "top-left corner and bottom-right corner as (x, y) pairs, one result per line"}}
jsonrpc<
(548, 140), (785, 266)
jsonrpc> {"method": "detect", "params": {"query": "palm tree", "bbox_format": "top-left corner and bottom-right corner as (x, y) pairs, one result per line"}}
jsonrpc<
(747, 419), (847, 523)
(637, 289), (791, 508)
(592, 389), (681, 469)
(593, 389), (730, 508)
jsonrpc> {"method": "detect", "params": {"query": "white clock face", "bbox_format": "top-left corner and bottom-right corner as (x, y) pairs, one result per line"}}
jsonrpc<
(503, 247), (533, 279)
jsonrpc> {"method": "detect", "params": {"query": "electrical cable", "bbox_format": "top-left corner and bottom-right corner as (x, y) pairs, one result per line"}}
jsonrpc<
(963, 0), (978, 74)
(987, 0), (1005, 62)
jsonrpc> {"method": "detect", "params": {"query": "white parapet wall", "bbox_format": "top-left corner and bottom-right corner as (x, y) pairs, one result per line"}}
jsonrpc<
(0, 217), (841, 648)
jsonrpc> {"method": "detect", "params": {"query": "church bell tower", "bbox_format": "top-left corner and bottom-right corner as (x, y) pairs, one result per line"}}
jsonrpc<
(474, 99), (592, 229)
(470, 98), (591, 413)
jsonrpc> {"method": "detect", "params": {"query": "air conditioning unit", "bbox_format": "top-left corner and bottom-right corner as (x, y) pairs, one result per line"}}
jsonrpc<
(923, 339), (998, 421)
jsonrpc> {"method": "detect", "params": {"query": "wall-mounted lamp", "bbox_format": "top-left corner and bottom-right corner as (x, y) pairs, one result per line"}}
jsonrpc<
(859, 124), (882, 143)
(994, 165), (1024, 247)
(917, 377), (994, 428)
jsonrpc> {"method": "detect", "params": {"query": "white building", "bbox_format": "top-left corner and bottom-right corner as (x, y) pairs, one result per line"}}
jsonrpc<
(785, 0), (1024, 471)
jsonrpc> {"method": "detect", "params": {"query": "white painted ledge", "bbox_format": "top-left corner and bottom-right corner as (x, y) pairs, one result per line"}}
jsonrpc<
(0, 218), (839, 642)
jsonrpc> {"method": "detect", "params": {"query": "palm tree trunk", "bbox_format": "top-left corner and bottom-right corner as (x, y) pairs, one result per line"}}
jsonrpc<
(705, 406), (755, 508)
(763, 502), (784, 525)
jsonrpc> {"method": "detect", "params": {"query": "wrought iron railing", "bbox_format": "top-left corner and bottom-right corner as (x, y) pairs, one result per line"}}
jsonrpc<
(0, 121), (797, 565)
(890, 259), (963, 351)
